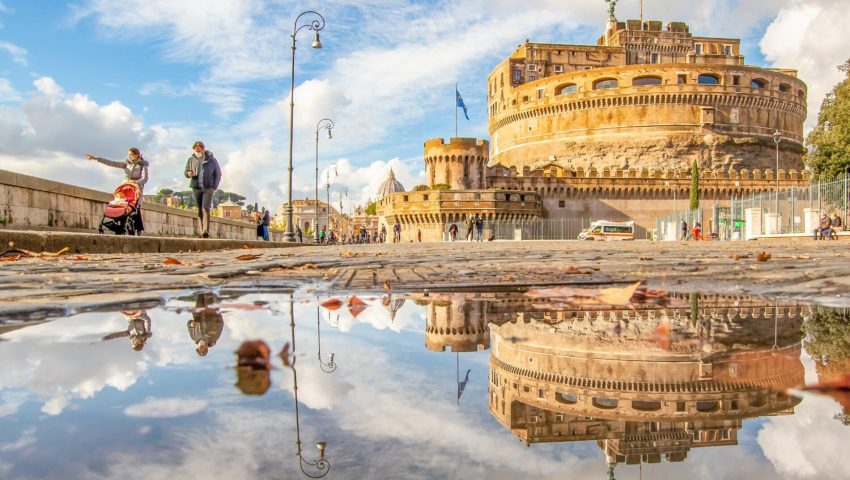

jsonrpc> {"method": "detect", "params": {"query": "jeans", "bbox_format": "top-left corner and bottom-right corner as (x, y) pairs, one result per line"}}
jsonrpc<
(193, 189), (214, 236)
(262, 225), (269, 241)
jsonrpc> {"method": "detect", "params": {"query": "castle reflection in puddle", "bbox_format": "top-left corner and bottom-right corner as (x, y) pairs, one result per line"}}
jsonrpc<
(417, 292), (808, 475)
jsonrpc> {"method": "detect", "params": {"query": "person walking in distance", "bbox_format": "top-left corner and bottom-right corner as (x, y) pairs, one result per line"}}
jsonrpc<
(680, 220), (689, 241)
(393, 220), (401, 243)
(465, 215), (475, 241)
(475, 214), (484, 242)
(448, 223), (458, 241)
(295, 225), (303, 243)
(87, 147), (149, 234)
(261, 207), (271, 241)
(184, 141), (221, 238)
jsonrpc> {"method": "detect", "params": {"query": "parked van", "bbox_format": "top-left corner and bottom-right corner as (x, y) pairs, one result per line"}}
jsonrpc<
(577, 221), (635, 241)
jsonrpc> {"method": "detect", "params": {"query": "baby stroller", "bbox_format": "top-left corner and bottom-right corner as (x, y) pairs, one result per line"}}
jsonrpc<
(99, 182), (141, 235)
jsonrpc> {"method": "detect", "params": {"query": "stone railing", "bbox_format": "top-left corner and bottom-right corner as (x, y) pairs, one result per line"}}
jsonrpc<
(0, 169), (284, 241)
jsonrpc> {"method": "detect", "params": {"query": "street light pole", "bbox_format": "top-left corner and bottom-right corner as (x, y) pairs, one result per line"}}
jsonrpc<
(314, 119), (334, 243)
(773, 130), (781, 232)
(326, 165), (338, 238)
(284, 11), (325, 243)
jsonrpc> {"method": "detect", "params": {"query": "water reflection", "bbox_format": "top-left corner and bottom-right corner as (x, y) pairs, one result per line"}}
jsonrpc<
(416, 292), (817, 476)
(101, 310), (152, 351)
(187, 292), (224, 356)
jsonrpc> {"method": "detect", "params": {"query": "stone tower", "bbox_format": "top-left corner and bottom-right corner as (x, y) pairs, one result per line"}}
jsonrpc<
(424, 138), (489, 190)
(422, 294), (490, 353)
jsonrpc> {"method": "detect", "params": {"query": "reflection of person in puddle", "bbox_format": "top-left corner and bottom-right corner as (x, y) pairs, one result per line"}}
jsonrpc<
(235, 340), (271, 395)
(188, 293), (224, 357)
(102, 310), (152, 351)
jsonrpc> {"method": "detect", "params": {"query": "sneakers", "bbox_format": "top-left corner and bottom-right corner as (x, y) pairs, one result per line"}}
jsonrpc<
(202, 233), (210, 239)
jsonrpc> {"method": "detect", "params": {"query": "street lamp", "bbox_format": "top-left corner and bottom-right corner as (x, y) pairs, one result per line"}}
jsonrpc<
(326, 164), (338, 239)
(287, 297), (331, 478)
(316, 306), (336, 373)
(773, 130), (782, 231)
(284, 11), (326, 243)
(314, 119), (334, 243)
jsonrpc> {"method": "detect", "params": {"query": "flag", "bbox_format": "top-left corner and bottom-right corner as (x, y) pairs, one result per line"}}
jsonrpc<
(456, 88), (469, 120)
(457, 368), (471, 401)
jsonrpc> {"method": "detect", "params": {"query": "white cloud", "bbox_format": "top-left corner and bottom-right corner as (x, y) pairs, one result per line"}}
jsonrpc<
(0, 40), (25, 66)
(0, 77), (19, 102)
(760, 0), (850, 130)
(124, 397), (208, 418)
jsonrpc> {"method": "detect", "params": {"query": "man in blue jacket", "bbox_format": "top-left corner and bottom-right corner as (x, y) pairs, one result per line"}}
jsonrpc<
(184, 141), (222, 238)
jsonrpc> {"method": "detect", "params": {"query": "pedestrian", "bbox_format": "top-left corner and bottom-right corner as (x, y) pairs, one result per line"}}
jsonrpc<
(393, 220), (401, 243)
(188, 292), (224, 357)
(449, 223), (458, 241)
(295, 225), (303, 243)
(252, 209), (263, 239)
(381, 224), (387, 243)
(814, 213), (832, 240)
(261, 207), (271, 241)
(692, 222), (703, 241)
(184, 141), (221, 238)
(319, 226), (326, 244)
(465, 215), (475, 241)
(475, 214), (484, 242)
(87, 147), (149, 234)
(417, 229), (422, 242)
(680, 220), (688, 241)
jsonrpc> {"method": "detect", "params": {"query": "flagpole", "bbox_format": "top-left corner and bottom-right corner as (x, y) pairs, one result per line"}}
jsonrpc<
(454, 83), (459, 139)
(456, 352), (460, 405)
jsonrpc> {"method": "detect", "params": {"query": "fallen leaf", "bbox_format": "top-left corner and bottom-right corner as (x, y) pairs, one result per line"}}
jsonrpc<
(756, 251), (771, 262)
(340, 250), (360, 258)
(526, 281), (642, 306)
(298, 263), (318, 270)
(242, 245), (250, 249)
(38, 247), (70, 257)
(0, 254), (21, 262)
(349, 303), (368, 318)
(597, 282), (642, 306)
(279, 342), (292, 367)
(651, 323), (672, 351)
(638, 257), (652, 261)
(162, 257), (183, 266)
(348, 295), (366, 306)
(236, 254), (262, 261)
(321, 298), (343, 311)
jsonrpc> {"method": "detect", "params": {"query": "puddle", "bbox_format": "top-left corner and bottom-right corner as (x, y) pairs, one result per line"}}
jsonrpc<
(0, 291), (848, 479)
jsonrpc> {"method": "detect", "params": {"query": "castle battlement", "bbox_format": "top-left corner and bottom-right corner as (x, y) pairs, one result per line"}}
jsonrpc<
(424, 137), (489, 149)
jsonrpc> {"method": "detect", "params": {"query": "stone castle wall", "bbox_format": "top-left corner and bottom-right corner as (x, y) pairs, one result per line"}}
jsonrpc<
(424, 138), (489, 189)
(487, 64), (806, 173)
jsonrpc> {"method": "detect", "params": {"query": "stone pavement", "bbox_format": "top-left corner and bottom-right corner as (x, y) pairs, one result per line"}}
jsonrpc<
(3, 239), (850, 321)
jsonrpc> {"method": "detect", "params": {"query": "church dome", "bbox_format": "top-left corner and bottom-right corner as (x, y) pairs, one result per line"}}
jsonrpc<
(376, 168), (405, 199)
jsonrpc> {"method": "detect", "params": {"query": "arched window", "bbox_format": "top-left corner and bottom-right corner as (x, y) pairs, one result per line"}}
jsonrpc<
(698, 74), (720, 85)
(592, 397), (619, 409)
(696, 401), (719, 412)
(797, 89), (805, 99)
(593, 78), (618, 90)
(557, 83), (578, 95)
(556, 392), (578, 404)
(632, 76), (663, 87)
(751, 78), (767, 89)
(522, 95), (529, 103)
(779, 83), (791, 93)
(632, 400), (662, 411)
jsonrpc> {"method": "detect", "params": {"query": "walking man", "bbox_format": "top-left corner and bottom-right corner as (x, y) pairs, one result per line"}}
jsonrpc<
(475, 214), (484, 242)
(680, 220), (688, 241)
(465, 215), (475, 241)
(393, 220), (401, 243)
(295, 225), (303, 243)
(261, 207), (271, 241)
(184, 141), (221, 238)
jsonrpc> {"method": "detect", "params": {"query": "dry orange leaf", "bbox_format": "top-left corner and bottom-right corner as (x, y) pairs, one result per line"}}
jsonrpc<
(348, 295), (366, 306)
(0, 254), (21, 262)
(298, 263), (318, 270)
(66, 255), (92, 261)
(321, 298), (344, 311)
(236, 254), (262, 261)
(756, 251), (771, 262)
(162, 257), (183, 266)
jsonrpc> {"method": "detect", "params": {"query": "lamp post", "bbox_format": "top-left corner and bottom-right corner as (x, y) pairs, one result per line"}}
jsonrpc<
(325, 164), (338, 239)
(316, 306), (336, 373)
(314, 119), (334, 243)
(288, 297), (331, 478)
(284, 11), (326, 243)
(773, 130), (781, 232)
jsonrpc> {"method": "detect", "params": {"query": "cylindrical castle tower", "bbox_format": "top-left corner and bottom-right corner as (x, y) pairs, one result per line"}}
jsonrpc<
(424, 138), (489, 190)
(422, 294), (490, 353)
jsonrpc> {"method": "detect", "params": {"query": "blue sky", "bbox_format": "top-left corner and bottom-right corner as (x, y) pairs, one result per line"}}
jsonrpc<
(0, 0), (847, 212)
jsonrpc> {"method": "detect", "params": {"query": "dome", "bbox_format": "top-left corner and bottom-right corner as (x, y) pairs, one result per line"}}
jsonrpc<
(376, 168), (405, 199)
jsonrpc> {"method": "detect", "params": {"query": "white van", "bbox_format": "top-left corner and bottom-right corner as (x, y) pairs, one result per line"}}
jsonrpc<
(578, 220), (635, 241)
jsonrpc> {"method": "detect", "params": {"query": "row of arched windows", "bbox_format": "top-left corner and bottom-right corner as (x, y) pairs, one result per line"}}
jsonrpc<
(549, 74), (801, 98)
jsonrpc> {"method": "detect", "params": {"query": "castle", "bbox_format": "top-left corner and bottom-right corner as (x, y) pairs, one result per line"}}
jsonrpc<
(414, 292), (807, 475)
(377, 8), (809, 240)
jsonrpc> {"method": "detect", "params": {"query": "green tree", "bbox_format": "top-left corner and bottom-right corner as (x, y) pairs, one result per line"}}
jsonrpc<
(365, 202), (377, 215)
(412, 185), (430, 191)
(807, 60), (850, 178)
(689, 159), (699, 211)
(432, 183), (451, 190)
(804, 306), (850, 365)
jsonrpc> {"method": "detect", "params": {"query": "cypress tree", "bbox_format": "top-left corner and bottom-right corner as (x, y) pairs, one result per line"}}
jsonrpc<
(690, 159), (699, 211)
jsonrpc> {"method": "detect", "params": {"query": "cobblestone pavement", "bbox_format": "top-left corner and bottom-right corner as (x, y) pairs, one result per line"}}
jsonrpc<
(2, 239), (850, 320)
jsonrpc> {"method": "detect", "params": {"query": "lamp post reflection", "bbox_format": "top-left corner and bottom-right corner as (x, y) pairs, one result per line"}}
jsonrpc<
(316, 306), (337, 373)
(288, 296), (331, 478)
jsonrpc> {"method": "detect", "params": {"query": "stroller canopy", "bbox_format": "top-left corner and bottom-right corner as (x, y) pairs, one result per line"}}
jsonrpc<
(114, 182), (141, 207)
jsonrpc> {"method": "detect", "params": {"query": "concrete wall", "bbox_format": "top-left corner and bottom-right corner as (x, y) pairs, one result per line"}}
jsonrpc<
(0, 169), (285, 241)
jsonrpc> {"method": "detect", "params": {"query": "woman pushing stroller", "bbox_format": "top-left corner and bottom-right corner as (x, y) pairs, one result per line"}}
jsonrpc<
(87, 147), (149, 234)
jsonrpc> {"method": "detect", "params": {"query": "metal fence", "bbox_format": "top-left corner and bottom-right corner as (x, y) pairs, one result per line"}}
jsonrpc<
(440, 218), (593, 241)
(655, 176), (850, 240)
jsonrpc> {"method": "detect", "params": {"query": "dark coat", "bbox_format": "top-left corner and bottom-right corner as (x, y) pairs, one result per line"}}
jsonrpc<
(184, 151), (222, 190)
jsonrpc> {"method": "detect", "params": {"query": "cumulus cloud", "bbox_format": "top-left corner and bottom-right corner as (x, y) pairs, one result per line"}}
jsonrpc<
(760, 0), (850, 129)
(0, 77), (19, 102)
(124, 397), (208, 418)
